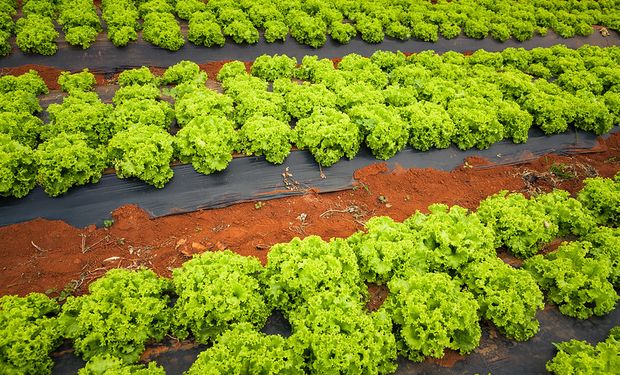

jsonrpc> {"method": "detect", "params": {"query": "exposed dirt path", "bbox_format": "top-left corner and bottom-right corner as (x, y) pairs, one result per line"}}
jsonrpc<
(2, 133), (620, 298)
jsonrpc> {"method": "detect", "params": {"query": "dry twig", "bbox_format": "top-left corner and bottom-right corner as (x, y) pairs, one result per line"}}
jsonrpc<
(30, 241), (46, 254)
(320, 203), (370, 226)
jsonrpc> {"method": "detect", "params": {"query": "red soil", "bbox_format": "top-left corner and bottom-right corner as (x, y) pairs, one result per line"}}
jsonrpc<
(2, 132), (620, 298)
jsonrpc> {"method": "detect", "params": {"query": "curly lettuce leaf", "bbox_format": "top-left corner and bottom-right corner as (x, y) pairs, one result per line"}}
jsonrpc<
(172, 251), (270, 343)
(59, 268), (173, 363)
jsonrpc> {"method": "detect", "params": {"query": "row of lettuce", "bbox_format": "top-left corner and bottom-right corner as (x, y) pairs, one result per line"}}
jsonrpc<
(546, 327), (620, 374)
(2, 0), (620, 55)
(2, 175), (620, 374)
(1, 45), (620, 198)
(1, 0), (100, 55)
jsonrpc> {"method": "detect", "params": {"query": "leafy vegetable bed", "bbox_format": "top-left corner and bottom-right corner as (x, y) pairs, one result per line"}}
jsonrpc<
(1, 0), (619, 55)
(2, 4), (620, 373)
(1, 45), (619, 200)
(2, 175), (620, 374)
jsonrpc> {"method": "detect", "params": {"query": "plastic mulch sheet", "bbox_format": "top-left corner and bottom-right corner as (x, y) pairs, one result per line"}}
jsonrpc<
(1, 127), (617, 228)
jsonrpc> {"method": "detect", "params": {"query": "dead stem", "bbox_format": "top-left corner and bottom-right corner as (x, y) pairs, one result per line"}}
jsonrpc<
(31, 241), (46, 254)
(288, 213), (309, 236)
(82, 234), (110, 254)
(515, 169), (560, 195)
(320, 203), (370, 226)
(575, 162), (598, 178)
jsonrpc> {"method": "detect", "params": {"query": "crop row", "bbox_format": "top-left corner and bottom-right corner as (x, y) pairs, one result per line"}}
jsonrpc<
(2, 176), (619, 374)
(547, 327), (619, 374)
(1, 45), (619, 198)
(1, 0), (100, 55)
(1, 0), (620, 55)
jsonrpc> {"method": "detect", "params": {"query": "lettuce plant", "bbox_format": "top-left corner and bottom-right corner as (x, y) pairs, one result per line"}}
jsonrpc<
(522, 84), (575, 135)
(294, 107), (361, 167)
(461, 258), (544, 341)
(337, 53), (388, 89)
(0, 293), (61, 375)
(101, 0), (139, 47)
(355, 16), (384, 43)
(0, 89), (43, 114)
(494, 100), (531, 143)
(117, 67), (159, 87)
(523, 241), (618, 319)
(111, 99), (174, 133)
(477, 191), (558, 258)
(58, 69), (97, 94)
(584, 227), (620, 287)
(284, 82), (336, 119)
(58, 0), (101, 49)
(15, 14), (58, 55)
(188, 12), (225, 47)
(289, 291), (397, 374)
(383, 271), (481, 362)
(264, 236), (365, 312)
(370, 51), (407, 73)
(78, 354), (165, 375)
(400, 101), (456, 151)
(572, 91), (613, 135)
(161, 60), (204, 85)
(174, 88), (233, 126)
(287, 10), (326, 48)
(174, 115), (237, 175)
(547, 327), (620, 375)
(237, 115), (292, 164)
(404, 204), (496, 273)
(578, 175), (620, 227)
(223, 19), (259, 44)
(186, 324), (303, 375)
(448, 96), (504, 150)
(142, 12), (185, 51)
(334, 82), (385, 110)
(264, 20), (288, 43)
(172, 251), (270, 343)
(0, 134), (37, 198)
(108, 125), (174, 188)
(59, 269), (173, 363)
(0, 70), (48, 96)
(175, 0), (207, 20)
(43, 92), (113, 147)
(35, 133), (106, 197)
(534, 189), (597, 237)
(250, 54), (297, 82)
(112, 84), (161, 105)
(348, 216), (429, 284)
(0, 81), (45, 110)
(0, 112), (42, 148)
(216, 61), (247, 83)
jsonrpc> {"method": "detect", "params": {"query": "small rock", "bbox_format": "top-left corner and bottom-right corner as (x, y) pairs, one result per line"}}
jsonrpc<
(192, 242), (206, 251)
(179, 248), (193, 257)
(175, 238), (187, 250)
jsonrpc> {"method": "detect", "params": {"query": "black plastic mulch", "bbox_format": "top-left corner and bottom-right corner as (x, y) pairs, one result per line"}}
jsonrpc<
(0, 30), (618, 72)
(1, 127), (616, 228)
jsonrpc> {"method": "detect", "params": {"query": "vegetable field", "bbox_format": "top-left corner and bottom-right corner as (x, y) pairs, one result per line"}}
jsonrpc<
(1, 1), (619, 374)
